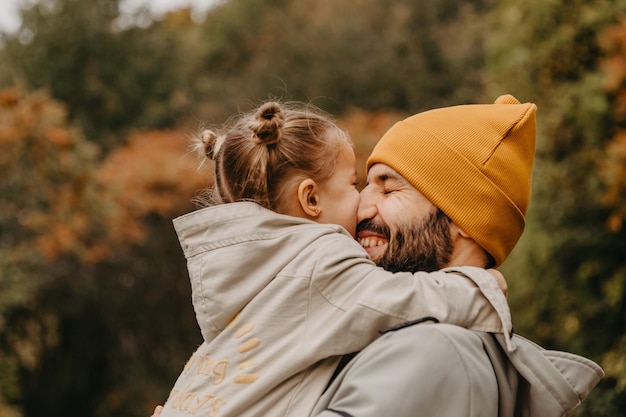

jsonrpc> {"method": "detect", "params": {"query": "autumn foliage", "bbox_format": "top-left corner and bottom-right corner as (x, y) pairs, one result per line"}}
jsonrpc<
(0, 87), (209, 416)
(1, 0), (626, 416)
(0, 88), (96, 261)
(0, 87), (207, 263)
(96, 130), (209, 256)
(600, 17), (626, 233)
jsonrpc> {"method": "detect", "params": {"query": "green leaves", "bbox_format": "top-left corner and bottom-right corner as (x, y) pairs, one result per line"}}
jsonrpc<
(491, 1), (626, 414)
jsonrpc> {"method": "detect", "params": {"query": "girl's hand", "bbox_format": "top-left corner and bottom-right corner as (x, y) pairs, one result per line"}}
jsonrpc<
(150, 405), (163, 417)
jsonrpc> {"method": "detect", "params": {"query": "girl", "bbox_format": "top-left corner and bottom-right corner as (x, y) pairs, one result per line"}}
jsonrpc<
(159, 102), (509, 417)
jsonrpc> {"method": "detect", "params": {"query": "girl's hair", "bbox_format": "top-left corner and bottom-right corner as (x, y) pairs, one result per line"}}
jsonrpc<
(195, 101), (351, 213)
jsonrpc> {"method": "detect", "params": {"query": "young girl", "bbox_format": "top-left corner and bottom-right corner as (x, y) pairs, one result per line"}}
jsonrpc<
(159, 102), (510, 417)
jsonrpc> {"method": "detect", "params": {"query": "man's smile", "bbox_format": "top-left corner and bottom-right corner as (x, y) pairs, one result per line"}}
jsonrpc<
(356, 219), (391, 260)
(356, 229), (389, 260)
(357, 236), (387, 248)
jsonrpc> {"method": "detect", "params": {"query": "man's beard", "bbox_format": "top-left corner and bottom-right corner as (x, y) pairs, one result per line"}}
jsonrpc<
(358, 208), (454, 273)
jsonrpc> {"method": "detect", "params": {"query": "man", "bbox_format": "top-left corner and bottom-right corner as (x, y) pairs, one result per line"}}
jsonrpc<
(310, 94), (604, 416)
(152, 95), (603, 417)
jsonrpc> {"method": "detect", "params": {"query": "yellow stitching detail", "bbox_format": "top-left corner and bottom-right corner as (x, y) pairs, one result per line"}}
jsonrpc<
(239, 360), (257, 369)
(211, 359), (228, 385)
(206, 397), (226, 417)
(235, 323), (254, 338)
(186, 394), (214, 413)
(233, 374), (259, 384)
(168, 390), (226, 415)
(238, 338), (261, 353)
(198, 355), (213, 375)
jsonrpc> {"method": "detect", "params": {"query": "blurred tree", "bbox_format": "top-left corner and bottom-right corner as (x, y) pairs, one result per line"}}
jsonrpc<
(0, 0), (496, 144)
(597, 15), (626, 396)
(182, 0), (495, 120)
(0, 86), (101, 416)
(600, 17), (626, 236)
(25, 129), (208, 417)
(0, 87), (207, 417)
(488, 0), (626, 415)
(336, 108), (406, 184)
(0, 0), (190, 152)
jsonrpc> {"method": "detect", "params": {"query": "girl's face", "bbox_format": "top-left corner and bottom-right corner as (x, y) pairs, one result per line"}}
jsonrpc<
(315, 143), (360, 237)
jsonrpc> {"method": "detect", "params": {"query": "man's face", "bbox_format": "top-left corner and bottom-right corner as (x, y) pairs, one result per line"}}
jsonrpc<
(356, 163), (453, 272)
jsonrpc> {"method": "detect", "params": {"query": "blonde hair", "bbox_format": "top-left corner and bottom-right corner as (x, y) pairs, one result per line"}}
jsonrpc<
(196, 101), (351, 213)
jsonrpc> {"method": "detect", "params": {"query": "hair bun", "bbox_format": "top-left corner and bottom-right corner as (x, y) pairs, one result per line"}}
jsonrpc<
(201, 129), (219, 160)
(252, 102), (284, 145)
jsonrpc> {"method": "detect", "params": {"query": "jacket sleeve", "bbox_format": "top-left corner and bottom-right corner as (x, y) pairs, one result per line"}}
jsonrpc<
(310, 323), (499, 417)
(304, 234), (511, 356)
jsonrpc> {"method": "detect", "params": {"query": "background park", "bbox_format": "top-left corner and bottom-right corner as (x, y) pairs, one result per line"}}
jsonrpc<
(0, 0), (625, 416)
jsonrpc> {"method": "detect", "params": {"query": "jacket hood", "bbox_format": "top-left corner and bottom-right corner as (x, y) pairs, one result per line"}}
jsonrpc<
(493, 333), (604, 417)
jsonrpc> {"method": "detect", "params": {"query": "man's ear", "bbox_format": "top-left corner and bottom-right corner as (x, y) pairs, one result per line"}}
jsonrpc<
(457, 227), (471, 238)
(450, 221), (471, 239)
(297, 179), (321, 217)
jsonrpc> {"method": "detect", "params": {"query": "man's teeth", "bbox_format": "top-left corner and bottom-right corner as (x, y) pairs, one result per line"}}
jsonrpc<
(359, 238), (386, 248)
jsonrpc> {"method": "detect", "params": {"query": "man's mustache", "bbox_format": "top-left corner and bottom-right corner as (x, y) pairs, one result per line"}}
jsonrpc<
(356, 219), (390, 238)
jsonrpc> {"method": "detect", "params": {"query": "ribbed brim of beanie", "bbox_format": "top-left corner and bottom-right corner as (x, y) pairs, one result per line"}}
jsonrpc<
(366, 94), (537, 266)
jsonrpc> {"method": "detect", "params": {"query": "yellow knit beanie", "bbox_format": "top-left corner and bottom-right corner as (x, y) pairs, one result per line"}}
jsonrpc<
(366, 94), (537, 266)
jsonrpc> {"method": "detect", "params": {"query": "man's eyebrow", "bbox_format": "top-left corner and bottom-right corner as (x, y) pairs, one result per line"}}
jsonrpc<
(375, 171), (404, 184)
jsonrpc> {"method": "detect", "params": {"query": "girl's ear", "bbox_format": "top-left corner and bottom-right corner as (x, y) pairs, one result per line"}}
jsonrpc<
(297, 179), (321, 217)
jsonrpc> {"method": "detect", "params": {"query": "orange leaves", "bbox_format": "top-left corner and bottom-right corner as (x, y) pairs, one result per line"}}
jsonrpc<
(96, 129), (210, 246)
(599, 17), (626, 93)
(1, 87), (208, 265)
(0, 88), (69, 144)
(601, 131), (626, 232)
(44, 127), (73, 147)
(0, 87), (99, 262)
(599, 19), (626, 232)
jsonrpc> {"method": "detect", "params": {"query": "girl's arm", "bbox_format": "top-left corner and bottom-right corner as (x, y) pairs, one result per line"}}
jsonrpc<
(303, 234), (512, 356)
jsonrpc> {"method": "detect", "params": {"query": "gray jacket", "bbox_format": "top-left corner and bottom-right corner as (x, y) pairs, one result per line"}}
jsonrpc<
(312, 322), (604, 417)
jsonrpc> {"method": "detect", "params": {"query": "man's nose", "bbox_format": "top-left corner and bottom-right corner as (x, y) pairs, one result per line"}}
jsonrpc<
(357, 189), (377, 224)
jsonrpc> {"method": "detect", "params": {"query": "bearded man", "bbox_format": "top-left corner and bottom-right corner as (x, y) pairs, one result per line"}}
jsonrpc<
(311, 94), (603, 417)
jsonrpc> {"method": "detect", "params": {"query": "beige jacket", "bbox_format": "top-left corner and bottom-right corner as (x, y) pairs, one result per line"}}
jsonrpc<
(160, 202), (512, 417)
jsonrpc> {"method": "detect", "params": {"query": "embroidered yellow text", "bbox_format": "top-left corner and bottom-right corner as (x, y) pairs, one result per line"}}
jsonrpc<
(183, 354), (229, 385)
(167, 389), (226, 416)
